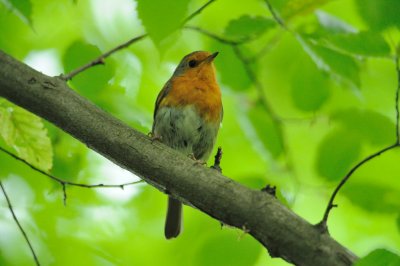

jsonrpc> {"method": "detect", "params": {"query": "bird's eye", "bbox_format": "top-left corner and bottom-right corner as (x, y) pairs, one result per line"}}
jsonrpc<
(188, 60), (197, 68)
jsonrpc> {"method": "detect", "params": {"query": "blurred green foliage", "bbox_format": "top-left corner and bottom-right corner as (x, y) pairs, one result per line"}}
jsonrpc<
(0, 0), (400, 265)
(355, 249), (400, 266)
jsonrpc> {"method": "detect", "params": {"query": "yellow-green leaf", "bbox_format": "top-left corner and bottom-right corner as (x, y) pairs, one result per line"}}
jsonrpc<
(0, 101), (53, 171)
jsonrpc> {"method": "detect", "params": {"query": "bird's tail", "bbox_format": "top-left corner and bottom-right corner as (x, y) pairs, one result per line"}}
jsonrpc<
(165, 196), (182, 239)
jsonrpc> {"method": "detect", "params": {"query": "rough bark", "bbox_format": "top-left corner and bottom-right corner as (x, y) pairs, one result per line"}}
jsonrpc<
(0, 50), (357, 266)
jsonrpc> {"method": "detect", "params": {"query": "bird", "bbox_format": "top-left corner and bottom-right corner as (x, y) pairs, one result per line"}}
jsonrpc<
(152, 51), (223, 239)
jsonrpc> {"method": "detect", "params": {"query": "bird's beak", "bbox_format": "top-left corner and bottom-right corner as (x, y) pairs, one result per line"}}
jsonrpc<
(204, 52), (219, 64)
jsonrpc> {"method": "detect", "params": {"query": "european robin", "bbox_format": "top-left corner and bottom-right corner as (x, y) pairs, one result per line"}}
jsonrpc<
(152, 51), (223, 239)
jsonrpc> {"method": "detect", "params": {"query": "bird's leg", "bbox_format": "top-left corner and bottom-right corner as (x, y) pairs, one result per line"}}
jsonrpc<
(148, 132), (163, 143)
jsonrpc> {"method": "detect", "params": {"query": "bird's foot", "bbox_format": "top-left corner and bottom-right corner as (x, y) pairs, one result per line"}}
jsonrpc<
(148, 132), (162, 143)
(188, 153), (206, 166)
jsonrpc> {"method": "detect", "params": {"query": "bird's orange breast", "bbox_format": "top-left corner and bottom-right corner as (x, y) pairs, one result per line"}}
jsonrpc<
(160, 74), (222, 123)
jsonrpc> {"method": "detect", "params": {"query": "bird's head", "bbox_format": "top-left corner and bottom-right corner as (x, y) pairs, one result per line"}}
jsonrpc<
(173, 51), (218, 80)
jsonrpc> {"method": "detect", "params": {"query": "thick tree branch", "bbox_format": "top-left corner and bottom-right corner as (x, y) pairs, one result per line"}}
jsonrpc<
(0, 50), (357, 266)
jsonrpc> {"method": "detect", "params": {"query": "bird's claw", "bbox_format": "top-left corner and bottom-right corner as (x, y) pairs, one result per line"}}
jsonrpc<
(148, 132), (162, 143)
(188, 153), (206, 166)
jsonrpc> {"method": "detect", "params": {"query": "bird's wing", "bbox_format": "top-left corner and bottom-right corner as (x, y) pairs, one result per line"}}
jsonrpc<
(152, 80), (172, 131)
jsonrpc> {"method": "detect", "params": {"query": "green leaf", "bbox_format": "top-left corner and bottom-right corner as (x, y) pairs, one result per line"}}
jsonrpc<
(247, 103), (283, 158)
(332, 109), (396, 146)
(2, 0), (32, 24)
(326, 31), (391, 57)
(194, 233), (261, 266)
(211, 42), (251, 91)
(307, 12), (391, 57)
(355, 249), (400, 266)
(281, 0), (333, 20)
(397, 214), (400, 234)
(297, 36), (360, 89)
(315, 11), (356, 34)
(290, 54), (330, 112)
(63, 41), (114, 99)
(224, 15), (276, 41)
(355, 0), (400, 32)
(136, 0), (190, 48)
(316, 128), (361, 181)
(0, 102), (53, 171)
(343, 183), (400, 214)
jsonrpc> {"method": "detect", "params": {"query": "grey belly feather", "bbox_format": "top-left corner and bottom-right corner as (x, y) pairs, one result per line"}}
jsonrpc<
(153, 106), (219, 161)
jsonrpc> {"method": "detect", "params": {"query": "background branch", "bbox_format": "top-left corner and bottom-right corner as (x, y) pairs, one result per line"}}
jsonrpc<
(395, 56), (400, 143)
(0, 146), (143, 204)
(318, 57), (400, 230)
(318, 143), (399, 231)
(60, 34), (147, 81)
(182, 0), (216, 25)
(264, 0), (288, 30)
(0, 50), (357, 266)
(62, 0), (217, 81)
(0, 181), (40, 266)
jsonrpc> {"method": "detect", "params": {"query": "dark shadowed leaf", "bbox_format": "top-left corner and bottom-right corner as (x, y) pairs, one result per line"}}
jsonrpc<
(354, 249), (400, 266)
(63, 41), (114, 99)
(343, 183), (400, 214)
(316, 128), (361, 181)
(224, 15), (276, 42)
(355, 0), (400, 31)
(332, 109), (396, 146)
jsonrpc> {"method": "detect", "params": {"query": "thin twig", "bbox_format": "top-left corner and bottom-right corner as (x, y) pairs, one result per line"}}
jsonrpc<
(60, 34), (147, 81)
(184, 26), (244, 45)
(0, 181), (40, 266)
(395, 55), (400, 144)
(264, 0), (288, 30)
(232, 45), (280, 123)
(245, 31), (284, 63)
(319, 54), (400, 230)
(0, 146), (143, 190)
(318, 143), (399, 231)
(182, 0), (216, 25)
(61, 0), (218, 81)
